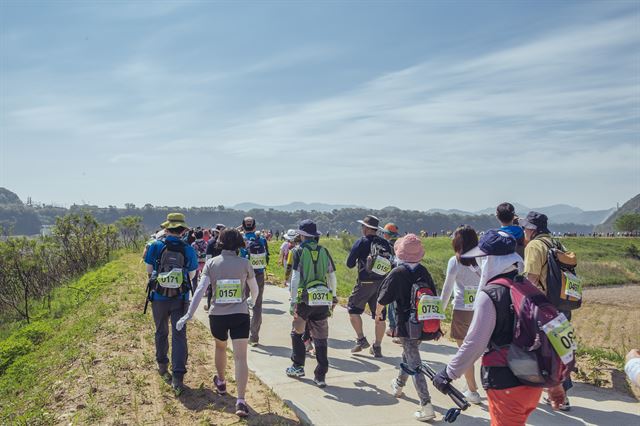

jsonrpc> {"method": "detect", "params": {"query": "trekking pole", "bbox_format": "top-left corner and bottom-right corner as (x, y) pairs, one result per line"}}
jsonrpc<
(400, 361), (470, 423)
(144, 272), (157, 314)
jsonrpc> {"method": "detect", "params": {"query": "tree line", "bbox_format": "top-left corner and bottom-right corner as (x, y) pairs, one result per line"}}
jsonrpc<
(0, 203), (600, 237)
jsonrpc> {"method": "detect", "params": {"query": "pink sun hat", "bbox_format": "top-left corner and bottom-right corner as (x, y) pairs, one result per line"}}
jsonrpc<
(394, 233), (425, 263)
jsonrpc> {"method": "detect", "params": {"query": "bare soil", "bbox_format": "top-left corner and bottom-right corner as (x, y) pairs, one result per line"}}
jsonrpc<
(51, 267), (299, 425)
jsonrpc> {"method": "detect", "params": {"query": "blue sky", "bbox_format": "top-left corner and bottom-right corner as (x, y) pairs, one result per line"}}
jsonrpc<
(1, 0), (638, 211)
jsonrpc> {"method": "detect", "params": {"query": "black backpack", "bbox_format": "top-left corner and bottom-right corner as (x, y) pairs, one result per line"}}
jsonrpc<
(155, 239), (190, 298)
(540, 238), (582, 311)
(365, 237), (393, 277)
(247, 237), (268, 270)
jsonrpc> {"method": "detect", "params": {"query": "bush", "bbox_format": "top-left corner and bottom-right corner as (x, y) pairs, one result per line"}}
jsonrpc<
(625, 244), (640, 260)
(0, 337), (33, 374)
(15, 322), (52, 345)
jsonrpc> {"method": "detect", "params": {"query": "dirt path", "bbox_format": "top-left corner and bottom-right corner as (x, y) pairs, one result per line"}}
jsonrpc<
(582, 283), (640, 307)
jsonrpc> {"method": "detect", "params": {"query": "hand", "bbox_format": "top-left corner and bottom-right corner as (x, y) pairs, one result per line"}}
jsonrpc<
(433, 368), (452, 394)
(176, 315), (190, 331)
(247, 297), (254, 309)
(547, 384), (566, 410)
(332, 297), (338, 312)
(626, 349), (640, 363)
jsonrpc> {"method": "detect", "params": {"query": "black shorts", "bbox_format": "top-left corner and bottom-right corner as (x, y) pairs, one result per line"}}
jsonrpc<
(209, 313), (250, 341)
(347, 280), (386, 320)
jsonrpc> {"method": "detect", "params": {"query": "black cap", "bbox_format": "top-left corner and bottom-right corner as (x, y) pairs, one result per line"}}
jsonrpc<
(520, 211), (550, 234)
(297, 219), (321, 237)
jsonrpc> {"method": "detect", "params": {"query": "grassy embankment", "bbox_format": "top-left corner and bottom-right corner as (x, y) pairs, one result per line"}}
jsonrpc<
(0, 253), (298, 425)
(267, 236), (640, 396)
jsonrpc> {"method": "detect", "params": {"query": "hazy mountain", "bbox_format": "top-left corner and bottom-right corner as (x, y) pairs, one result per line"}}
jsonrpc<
(428, 203), (614, 226)
(596, 193), (640, 232)
(0, 188), (23, 205)
(233, 202), (364, 212)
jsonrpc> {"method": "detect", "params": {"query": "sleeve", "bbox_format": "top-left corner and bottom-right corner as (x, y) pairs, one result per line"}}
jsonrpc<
(440, 257), (457, 311)
(246, 259), (256, 280)
(327, 272), (337, 296)
(263, 237), (270, 263)
(346, 239), (361, 269)
(247, 276), (259, 301)
(624, 358), (640, 388)
(524, 241), (545, 277)
(325, 249), (336, 274)
(377, 270), (398, 306)
(185, 246), (199, 272)
(290, 269), (301, 301)
(446, 291), (496, 379)
(144, 242), (157, 266)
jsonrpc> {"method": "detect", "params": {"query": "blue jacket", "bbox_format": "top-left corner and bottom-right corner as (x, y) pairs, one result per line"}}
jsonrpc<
(240, 232), (270, 273)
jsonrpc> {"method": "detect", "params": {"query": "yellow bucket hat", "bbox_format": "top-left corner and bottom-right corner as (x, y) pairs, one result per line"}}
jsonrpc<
(164, 213), (188, 230)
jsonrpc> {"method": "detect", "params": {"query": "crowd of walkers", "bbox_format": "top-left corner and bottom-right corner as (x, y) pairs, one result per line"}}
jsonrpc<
(141, 203), (637, 424)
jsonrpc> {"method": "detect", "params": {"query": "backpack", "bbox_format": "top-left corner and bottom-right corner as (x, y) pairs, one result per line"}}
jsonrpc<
(155, 239), (190, 298)
(482, 276), (576, 388)
(246, 237), (268, 270)
(365, 237), (393, 277)
(296, 244), (333, 308)
(403, 265), (443, 341)
(539, 238), (582, 311)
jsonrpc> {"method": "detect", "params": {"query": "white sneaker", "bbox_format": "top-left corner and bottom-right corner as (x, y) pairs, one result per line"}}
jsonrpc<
(391, 379), (404, 397)
(464, 390), (481, 404)
(414, 402), (436, 422)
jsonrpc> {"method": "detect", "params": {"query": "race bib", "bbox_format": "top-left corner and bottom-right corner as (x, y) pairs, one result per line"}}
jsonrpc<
(307, 286), (332, 306)
(157, 268), (183, 288)
(216, 279), (242, 304)
(564, 272), (582, 300)
(463, 287), (477, 309)
(417, 295), (445, 320)
(541, 313), (576, 365)
(250, 253), (267, 269)
(372, 256), (392, 276)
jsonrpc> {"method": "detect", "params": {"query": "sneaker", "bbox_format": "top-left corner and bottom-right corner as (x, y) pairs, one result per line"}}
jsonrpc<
(158, 363), (171, 382)
(392, 337), (402, 345)
(463, 390), (481, 404)
(248, 340), (259, 347)
(285, 365), (305, 378)
(171, 376), (185, 396)
(203, 304), (209, 311)
(369, 344), (383, 358)
(385, 328), (394, 337)
(415, 402), (436, 422)
(313, 377), (327, 388)
(235, 400), (250, 418)
(391, 379), (404, 397)
(213, 375), (227, 395)
(544, 395), (571, 412)
(351, 337), (370, 353)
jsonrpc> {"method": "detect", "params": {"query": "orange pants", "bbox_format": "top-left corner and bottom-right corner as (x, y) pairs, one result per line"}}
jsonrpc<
(487, 386), (543, 426)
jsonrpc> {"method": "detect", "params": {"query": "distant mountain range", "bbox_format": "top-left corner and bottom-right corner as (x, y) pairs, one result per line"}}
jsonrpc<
(232, 202), (365, 212)
(596, 193), (640, 232)
(428, 203), (615, 226)
(233, 201), (615, 226)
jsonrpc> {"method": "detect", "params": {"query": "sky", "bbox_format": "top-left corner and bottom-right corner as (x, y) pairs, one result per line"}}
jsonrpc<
(1, 0), (638, 212)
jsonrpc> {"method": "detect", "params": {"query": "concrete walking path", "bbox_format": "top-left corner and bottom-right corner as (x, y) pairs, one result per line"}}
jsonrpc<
(195, 284), (639, 425)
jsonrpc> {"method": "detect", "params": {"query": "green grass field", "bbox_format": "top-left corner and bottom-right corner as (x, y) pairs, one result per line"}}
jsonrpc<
(266, 237), (640, 298)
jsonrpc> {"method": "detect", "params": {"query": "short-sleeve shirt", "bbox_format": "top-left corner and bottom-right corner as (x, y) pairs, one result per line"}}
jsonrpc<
(201, 250), (256, 315)
(523, 234), (553, 292)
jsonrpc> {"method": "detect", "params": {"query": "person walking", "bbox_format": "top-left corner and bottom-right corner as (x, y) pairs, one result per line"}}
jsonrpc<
(520, 211), (573, 411)
(381, 223), (401, 343)
(144, 213), (198, 395)
(240, 217), (270, 346)
(432, 230), (567, 425)
(176, 228), (259, 417)
(440, 225), (482, 404)
(346, 215), (393, 357)
(285, 220), (338, 387)
(495, 202), (525, 258)
(376, 234), (441, 422)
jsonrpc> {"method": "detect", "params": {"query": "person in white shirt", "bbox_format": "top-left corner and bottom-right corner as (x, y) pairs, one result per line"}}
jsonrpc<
(440, 225), (482, 404)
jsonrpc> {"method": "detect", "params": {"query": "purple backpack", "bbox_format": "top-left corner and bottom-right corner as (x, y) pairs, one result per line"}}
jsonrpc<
(482, 276), (576, 388)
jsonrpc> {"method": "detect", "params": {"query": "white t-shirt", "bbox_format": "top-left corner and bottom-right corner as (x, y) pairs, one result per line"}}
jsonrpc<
(441, 256), (481, 312)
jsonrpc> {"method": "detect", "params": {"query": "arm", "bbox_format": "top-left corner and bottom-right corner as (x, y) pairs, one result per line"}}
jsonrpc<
(446, 291), (496, 379)
(440, 257), (457, 312)
(345, 239), (360, 269)
(290, 269), (301, 301)
(263, 237), (270, 264)
(523, 241), (544, 287)
(247, 277), (259, 301)
(625, 350), (640, 387)
(182, 274), (211, 320)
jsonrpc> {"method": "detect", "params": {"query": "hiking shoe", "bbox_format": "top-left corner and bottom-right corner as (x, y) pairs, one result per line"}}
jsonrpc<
(463, 390), (481, 404)
(351, 337), (370, 353)
(285, 365), (305, 378)
(385, 328), (394, 337)
(369, 344), (383, 358)
(171, 377), (185, 396)
(248, 340), (259, 347)
(415, 402), (436, 422)
(392, 337), (402, 345)
(158, 362), (169, 375)
(203, 304), (209, 311)
(313, 377), (327, 388)
(235, 400), (250, 418)
(213, 375), (227, 395)
(544, 395), (571, 411)
(391, 378), (404, 397)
